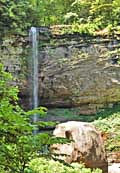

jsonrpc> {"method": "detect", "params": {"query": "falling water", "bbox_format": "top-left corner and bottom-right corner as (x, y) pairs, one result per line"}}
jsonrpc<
(29, 27), (39, 123)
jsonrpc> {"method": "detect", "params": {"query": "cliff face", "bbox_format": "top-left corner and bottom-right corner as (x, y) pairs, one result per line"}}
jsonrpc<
(37, 32), (120, 114)
(1, 30), (120, 114)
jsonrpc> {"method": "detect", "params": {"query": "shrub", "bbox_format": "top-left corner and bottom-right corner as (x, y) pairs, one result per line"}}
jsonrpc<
(28, 158), (102, 173)
(0, 63), (71, 173)
(0, 63), (48, 172)
(93, 106), (120, 152)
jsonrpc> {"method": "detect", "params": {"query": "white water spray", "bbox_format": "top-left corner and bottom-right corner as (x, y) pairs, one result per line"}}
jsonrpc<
(29, 27), (39, 123)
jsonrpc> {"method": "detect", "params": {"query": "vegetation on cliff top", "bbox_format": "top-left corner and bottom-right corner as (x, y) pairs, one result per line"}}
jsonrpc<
(1, 0), (120, 36)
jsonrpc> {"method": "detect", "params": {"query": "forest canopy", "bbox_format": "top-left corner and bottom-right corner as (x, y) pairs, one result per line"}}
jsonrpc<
(0, 0), (120, 35)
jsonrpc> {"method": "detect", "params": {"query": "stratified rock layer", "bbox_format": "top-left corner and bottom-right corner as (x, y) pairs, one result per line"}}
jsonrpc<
(52, 121), (108, 173)
(38, 34), (120, 114)
(1, 30), (120, 113)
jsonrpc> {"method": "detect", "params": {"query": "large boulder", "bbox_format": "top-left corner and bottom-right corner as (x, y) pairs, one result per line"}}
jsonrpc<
(51, 121), (108, 173)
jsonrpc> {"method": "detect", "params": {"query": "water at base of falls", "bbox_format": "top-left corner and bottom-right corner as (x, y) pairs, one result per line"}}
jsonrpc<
(29, 27), (39, 127)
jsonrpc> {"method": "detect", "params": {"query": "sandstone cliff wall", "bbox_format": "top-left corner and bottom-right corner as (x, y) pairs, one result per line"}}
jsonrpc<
(37, 30), (120, 114)
(1, 29), (120, 114)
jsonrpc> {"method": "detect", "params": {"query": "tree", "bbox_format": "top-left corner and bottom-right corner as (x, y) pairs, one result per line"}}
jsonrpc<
(0, 0), (33, 35)
(0, 63), (50, 172)
(0, 63), (69, 173)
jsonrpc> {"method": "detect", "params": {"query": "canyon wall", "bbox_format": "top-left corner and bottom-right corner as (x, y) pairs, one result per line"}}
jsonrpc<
(1, 28), (120, 114)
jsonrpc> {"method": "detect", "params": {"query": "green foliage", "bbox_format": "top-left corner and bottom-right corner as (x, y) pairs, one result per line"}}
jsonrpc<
(61, 23), (99, 35)
(93, 105), (120, 152)
(1, 0), (120, 36)
(0, 64), (29, 172)
(0, 63), (69, 173)
(0, 0), (34, 36)
(28, 157), (102, 173)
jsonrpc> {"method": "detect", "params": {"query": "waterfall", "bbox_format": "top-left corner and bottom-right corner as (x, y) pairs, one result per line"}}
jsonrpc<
(29, 27), (39, 123)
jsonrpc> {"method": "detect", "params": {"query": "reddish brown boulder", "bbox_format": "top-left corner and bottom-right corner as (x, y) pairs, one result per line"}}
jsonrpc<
(52, 121), (108, 173)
